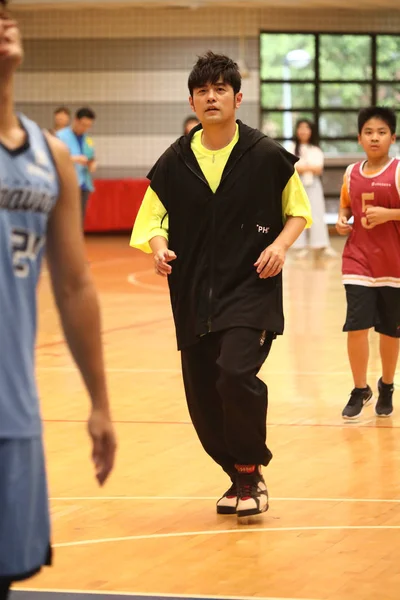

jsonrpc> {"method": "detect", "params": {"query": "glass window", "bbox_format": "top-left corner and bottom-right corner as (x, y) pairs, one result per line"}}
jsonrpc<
(261, 82), (314, 109)
(261, 111), (315, 139)
(377, 36), (400, 81)
(260, 33), (315, 81)
(319, 112), (359, 138)
(260, 31), (397, 158)
(377, 84), (400, 107)
(319, 35), (372, 81)
(320, 83), (371, 108)
(320, 140), (363, 155)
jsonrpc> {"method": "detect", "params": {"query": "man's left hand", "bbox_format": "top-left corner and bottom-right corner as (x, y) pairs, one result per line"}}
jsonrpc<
(254, 243), (286, 279)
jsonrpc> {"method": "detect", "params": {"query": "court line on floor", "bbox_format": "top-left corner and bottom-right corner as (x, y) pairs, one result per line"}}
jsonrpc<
(38, 367), (181, 373)
(36, 317), (170, 350)
(40, 257), (133, 278)
(53, 524), (400, 548)
(128, 272), (168, 293)
(36, 366), (399, 378)
(89, 257), (134, 268)
(41, 418), (400, 429)
(12, 589), (320, 600)
(43, 419), (192, 425)
(47, 495), (400, 504)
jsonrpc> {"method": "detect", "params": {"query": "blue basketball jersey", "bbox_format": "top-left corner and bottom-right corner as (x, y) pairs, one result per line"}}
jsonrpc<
(0, 114), (59, 437)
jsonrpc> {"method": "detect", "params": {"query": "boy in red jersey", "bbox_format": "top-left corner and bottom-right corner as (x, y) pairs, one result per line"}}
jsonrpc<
(337, 106), (400, 420)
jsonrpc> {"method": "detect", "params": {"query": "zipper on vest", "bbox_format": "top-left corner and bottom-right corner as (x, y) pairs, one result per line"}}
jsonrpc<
(206, 148), (246, 335)
(207, 286), (213, 333)
(182, 159), (209, 188)
(207, 196), (217, 333)
(220, 150), (246, 186)
(181, 147), (250, 336)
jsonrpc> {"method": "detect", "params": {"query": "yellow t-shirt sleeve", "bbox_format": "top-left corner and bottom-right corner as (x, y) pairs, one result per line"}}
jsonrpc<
(282, 170), (313, 228)
(129, 185), (169, 254)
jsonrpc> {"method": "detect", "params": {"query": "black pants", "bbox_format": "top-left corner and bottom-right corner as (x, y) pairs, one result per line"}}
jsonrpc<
(0, 580), (11, 600)
(181, 327), (274, 479)
(80, 189), (91, 226)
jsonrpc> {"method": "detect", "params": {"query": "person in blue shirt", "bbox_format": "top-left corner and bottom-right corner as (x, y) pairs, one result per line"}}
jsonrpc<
(57, 107), (97, 226)
(0, 4), (116, 598)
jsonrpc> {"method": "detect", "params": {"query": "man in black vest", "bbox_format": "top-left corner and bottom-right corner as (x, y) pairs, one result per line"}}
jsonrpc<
(131, 51), (312, 518)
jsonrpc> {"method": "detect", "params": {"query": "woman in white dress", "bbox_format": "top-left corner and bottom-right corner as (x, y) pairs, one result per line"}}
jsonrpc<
(288, 119), (336, 258)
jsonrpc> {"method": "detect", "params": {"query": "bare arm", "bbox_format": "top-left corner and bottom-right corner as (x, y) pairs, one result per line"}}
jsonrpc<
(150, 235), (176, 277)
(150, 235), (169, 254)
(336, 206), (353, 235)
(45, 133), (116, 485)
(254, 170), (312, 278)
(71, 155), (88, 165)
(255, 216), (306, 279)
(88, 159), (97, 174)
(364, 206), (400, 226)
(274, 215), (307, 249)
(336, 172), (353, 235)
(339, 206), (352, 220)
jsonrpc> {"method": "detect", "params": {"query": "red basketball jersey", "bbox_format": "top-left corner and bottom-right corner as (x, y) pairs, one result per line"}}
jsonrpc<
(342, 158), (400, 287)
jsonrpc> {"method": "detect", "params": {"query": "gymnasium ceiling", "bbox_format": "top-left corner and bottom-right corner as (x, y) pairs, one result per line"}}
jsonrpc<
(10, 0), (400, 10)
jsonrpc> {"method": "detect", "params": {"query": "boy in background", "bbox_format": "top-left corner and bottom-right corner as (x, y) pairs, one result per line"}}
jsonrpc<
(337, 106), (400, 420)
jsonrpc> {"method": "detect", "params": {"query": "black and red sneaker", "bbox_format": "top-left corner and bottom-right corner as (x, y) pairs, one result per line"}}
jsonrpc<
(235, 464), (269, 518)
(216, 482), (237, 514)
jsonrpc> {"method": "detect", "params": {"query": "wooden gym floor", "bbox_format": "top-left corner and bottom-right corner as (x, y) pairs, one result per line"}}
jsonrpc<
(12, 234), (400, 600)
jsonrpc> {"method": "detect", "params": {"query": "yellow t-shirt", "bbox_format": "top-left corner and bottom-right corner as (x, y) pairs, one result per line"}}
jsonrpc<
(130, 126), (312, 253)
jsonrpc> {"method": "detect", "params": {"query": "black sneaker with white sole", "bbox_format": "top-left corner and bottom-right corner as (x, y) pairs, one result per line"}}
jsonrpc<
(342, 385), (373, 419)
(216, 482), (237, 514)
(375, 378), (394, 417)
(235, 465), (269, 518)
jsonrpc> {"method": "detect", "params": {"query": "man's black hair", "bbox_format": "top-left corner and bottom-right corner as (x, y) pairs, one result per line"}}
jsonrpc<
(76, 107), (96, 121)
(188, 51), (241, 97)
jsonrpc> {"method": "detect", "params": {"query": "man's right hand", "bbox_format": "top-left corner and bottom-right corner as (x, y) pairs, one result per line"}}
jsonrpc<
(73, 155), (89, 166)
(87, 407), (117, 486)
(336, 215), (352, 235)
(154, 248), (177, 277)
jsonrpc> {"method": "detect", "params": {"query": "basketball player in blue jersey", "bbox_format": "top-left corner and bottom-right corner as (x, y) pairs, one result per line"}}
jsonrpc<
(0, 3), (116, 598)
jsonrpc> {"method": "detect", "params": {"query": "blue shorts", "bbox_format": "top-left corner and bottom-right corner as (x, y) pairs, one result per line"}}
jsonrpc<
(0, 437), (51, 581)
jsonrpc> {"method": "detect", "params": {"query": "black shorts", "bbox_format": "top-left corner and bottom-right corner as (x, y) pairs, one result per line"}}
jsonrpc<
(343, 285), (400, 338)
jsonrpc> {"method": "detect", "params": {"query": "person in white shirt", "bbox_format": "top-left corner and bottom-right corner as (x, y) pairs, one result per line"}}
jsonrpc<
(288, 119), (336, 258)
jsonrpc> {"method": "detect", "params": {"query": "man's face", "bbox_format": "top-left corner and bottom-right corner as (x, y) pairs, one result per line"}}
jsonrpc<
(0, 8), (24, 70)
(189, 79), (242, 126)
(54, 111), (70, 130)
(74, 117), (94, 135)
(358, 117), (396, 159)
